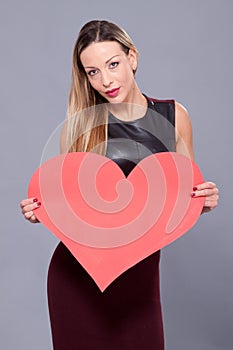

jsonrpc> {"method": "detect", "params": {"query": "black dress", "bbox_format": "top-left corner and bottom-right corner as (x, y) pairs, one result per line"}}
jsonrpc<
(47, 96), (175, 350)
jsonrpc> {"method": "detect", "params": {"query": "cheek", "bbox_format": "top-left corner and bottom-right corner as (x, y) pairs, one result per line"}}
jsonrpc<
(121, 66), (135, 85)
(87, 77), (100, 91)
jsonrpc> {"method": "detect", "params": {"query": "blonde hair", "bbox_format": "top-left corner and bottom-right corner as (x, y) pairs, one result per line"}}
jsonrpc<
(65, 20), (138, 154)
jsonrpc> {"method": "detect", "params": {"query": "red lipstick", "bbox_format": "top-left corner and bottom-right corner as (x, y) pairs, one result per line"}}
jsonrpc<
(106, 87), (120, 97)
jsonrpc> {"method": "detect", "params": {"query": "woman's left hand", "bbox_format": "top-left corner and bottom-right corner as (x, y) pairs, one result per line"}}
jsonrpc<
(191, 181), (219, 214)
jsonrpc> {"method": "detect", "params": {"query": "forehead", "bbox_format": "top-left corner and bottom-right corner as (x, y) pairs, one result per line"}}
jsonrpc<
(80, 41), (125, 66)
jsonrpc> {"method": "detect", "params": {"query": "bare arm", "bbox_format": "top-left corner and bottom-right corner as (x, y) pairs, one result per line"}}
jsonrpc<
(20, 121), (68, 224)
(175, 101), (219, 214)
(175, 101), (194, 160)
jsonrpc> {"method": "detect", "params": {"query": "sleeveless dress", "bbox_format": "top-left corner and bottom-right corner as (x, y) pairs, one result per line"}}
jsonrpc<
(47, 96), (175, 350)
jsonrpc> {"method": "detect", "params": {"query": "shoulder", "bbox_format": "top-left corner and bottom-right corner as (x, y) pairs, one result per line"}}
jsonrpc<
(146, 95), (192, 130)
(174, 101), (194, 159)
(174, 100), (192, 134)
(175, 100), (189, 119)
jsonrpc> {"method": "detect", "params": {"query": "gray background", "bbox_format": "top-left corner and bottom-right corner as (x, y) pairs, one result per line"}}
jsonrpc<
(1, 0), (232, 349)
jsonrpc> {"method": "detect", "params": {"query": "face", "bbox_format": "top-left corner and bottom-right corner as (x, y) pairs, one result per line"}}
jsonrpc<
(80, 41), (138, 103)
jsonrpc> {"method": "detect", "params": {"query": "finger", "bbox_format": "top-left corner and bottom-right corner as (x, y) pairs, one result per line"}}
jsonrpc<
(29, 214), (40, 224)
(192, 189), (211, 197)
(24, 210), (35, 220)
(21, 201), (41, 214)
(24, 211), (40, 223)
(193, 182), (216, 191)
(191, 188), (219, 198)
(20, 197), (39, 209)
(203, 200), (218, 208)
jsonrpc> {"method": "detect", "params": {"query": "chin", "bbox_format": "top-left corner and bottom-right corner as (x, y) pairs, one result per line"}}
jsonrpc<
(108, 99), (122, 105)
(112, 95), (130, 105)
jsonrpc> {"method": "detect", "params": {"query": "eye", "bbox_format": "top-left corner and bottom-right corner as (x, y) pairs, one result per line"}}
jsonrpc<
(109, 62), (119, 69)
(87, 69), (98, 76)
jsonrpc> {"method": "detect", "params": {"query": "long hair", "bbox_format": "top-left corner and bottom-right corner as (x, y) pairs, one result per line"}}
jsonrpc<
(65, 20), (138, 154)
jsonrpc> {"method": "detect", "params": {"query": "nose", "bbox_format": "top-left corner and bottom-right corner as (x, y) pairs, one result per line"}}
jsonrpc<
(101, 70), (113, 88)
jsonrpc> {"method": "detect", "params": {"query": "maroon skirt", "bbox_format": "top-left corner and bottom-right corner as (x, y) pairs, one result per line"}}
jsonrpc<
(47, 242), (164, 350)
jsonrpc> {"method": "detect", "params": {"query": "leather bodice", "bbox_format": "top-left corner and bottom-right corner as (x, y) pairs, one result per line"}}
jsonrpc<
(106, 96), (175, 177)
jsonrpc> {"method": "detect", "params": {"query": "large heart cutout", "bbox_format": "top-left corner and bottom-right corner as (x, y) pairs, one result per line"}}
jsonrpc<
(28, 152), (205, 291)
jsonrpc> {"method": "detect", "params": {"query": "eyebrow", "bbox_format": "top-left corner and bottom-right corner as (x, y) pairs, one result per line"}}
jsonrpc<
(84, 54), (120, 69)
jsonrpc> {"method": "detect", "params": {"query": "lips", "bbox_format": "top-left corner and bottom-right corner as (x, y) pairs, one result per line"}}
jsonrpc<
(105, 87), (120, 97)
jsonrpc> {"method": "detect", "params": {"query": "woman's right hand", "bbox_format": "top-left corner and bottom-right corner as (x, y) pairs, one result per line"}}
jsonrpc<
(20, 198), (41, 223)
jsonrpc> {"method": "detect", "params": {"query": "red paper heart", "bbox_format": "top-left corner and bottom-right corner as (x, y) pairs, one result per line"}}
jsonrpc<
(28, 152), (205, 291)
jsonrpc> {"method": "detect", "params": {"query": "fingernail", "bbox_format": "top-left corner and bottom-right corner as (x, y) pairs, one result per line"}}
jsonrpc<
(193, 187), (197, 191)
(33, 198), (38, 202)
(36, 202), (41, 207)
(191, 192), (196, 197)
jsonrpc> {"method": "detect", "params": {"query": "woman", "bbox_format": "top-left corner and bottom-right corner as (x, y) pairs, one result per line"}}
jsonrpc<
(20, 20), (219, 349)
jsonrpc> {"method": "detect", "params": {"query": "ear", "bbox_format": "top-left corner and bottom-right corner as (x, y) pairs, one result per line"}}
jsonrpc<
(128, 47), (138, 71)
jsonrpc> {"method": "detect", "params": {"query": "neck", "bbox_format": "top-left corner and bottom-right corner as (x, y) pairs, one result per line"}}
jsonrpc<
(108, 84), (147, 122)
